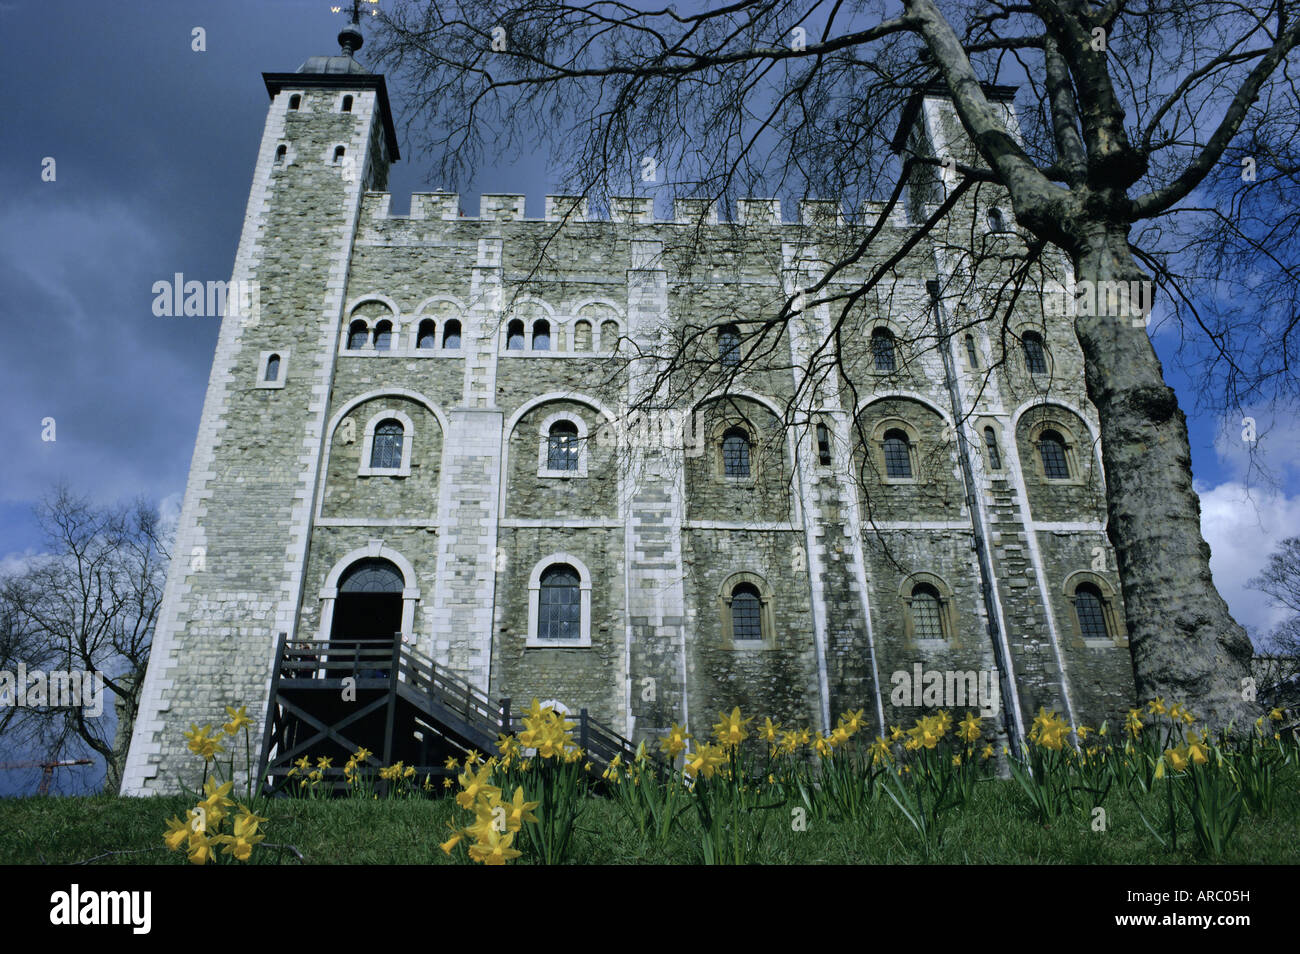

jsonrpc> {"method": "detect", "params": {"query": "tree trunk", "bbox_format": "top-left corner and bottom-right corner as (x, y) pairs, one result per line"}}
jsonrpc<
(1071, 224), (1257, 731)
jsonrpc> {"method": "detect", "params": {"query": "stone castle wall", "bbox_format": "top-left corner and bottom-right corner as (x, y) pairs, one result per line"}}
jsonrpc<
(122, 81), (1136, 794)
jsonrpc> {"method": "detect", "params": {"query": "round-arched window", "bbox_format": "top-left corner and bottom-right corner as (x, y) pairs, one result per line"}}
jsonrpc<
(910, 583), (944, 639)
(538, 564), (581, 640)
(339, 558), (403, 593)
(370, 419), (404, 469)
(721, 427), (751, 478)
(730, 582), (762, 641)
(1038, 429), (1070, 479)
(882, 428), (912, 478)
(1074, 583), (1109, 640)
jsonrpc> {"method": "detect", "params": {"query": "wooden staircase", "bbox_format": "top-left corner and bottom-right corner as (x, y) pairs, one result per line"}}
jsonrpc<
(256, 634), (642, 795)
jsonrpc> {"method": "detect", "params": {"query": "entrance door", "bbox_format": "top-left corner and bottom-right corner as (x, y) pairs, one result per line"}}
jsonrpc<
(330, 558), (404, 677)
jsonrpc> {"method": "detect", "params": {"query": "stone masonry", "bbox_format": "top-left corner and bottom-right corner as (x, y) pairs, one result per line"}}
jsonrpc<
(122, 47), (1136, 794)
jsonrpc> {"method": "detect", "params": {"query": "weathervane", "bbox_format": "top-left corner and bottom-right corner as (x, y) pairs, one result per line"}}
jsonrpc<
(331, 0), (379, 22)
(330, 0), (379, 56)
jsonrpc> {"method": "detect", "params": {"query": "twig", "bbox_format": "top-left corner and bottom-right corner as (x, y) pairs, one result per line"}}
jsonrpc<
(72, 846), (167, 865)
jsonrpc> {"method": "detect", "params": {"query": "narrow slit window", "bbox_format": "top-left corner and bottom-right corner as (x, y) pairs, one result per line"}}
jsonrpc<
(983, 426), (1002, 471)
(816, 423), (832, 466)
(1023, 332), (1048, 375)
(342, 95), (353, 113)
(872, 328), (896, 371)
(373, 320), (393, 351)
(730, 583), (763, 642)
(965, 334), (978, 368)
(263, 354), (280, 382)
(718, 325), (740, 367)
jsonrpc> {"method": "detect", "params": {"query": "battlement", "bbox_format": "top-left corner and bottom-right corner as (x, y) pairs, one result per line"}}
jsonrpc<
(359, 191), (911, 229)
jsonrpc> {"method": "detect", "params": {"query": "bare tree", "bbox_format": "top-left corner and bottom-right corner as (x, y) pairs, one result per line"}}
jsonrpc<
(367, 0), (1300, 729)
(1250, 537), (1300, 692)
(0, 485), (168, 792)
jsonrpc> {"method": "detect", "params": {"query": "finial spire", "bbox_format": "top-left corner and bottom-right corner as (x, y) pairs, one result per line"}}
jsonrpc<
(338, 0), (365, 56)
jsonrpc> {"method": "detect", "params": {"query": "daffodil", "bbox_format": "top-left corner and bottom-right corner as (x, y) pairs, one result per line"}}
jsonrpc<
(758, 717), (781, 745)
(1125, 708), (1144, 738)
(456, 761), (500, 810)
(183, 723), (225, 760)
(712, 706), (753, 747)
(468, 827), (522, 865)
(958, 711), (982, 744)
(163, 815), (189, 852)
(222, 706), (252, 736)
(503, 786), (540, 832)
(660, 723), (691, 759)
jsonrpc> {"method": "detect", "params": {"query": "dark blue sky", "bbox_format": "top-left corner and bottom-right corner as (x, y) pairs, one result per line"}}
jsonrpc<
(1, 1), (1297, 792)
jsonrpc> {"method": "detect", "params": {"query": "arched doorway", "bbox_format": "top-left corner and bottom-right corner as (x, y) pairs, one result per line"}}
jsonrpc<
(330, 558), (404, 676)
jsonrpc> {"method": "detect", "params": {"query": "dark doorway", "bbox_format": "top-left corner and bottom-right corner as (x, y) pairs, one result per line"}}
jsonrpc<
(330, 558), (404, 677)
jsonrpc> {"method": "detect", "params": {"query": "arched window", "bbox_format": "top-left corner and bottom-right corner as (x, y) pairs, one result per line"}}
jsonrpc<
(987, 207), (1007, 232)
(339, 558), (403, 594)
(370, 419), (404, 470)
(871, 328), (896, 371)
(721, 427), (751, 478)
(288, 94), (301, 110)
(910, 583), (945, 639)
(965, 334), (979, 368)
(1074, 583), (1109, 640)
(347, 320), (368, 350)
(718, 324), (740, 367)
(730, 583), (763, 641)
(442, 319), (461, 349)
(373, 320), (393, 351)
(882, 428), (912, 478)
(263, 354), (280, 382)
(274, 144), (288, 167)
(333, 146), (346, 164)
(532, 320), (551, 351)
(506, 319), (526, 350)
(538, 564), (581, 640)
(547, 420), (580, 472)
(416, 319), (437, 350)
(1022, 331), (1048, 374)
(600, 320), (619, 352)
(342, 94), (353, 113)
(815, 423), (832, 466)
(572, 320), (592, 352)
(1037, 429), (1070, 479)
(983, 426), (1002, 470)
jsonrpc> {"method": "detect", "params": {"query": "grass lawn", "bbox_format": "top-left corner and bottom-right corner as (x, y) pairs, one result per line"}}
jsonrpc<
(2, 774), (1297, 864)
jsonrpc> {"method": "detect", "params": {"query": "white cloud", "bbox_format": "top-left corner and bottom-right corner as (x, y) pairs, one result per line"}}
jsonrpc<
(1198, 482), (1300, 640)
(1211, 409), (1300, 487)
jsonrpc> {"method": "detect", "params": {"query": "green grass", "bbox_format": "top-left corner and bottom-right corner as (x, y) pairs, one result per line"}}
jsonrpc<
(2, 774), (1297, 864)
